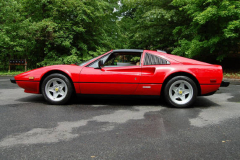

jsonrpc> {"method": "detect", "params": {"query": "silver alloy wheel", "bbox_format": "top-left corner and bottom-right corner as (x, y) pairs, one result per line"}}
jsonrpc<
(169, 80), (193, 105)
(45, 78), (68, 102)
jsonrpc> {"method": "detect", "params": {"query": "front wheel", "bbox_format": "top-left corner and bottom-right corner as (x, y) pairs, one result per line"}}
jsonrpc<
(164, 76), (197, 108)
(41, 73), (73, 105)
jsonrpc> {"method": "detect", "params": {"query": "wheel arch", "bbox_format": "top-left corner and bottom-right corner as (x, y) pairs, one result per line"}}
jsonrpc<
(161, 72), (201, 96)
(39, 70), (75, 94)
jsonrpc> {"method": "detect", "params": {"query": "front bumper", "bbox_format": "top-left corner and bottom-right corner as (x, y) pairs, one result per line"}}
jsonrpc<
(10, 78), (16, 84)
(220, 81), (230, 87)
(10, 78), (40, 93)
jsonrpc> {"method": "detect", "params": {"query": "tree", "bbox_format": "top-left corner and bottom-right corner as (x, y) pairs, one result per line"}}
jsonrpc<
(0, 0), (120, 69)
(120, 0), (240, 61)
(0, 0), (33, 70)
(119, 0), (189, 52)
(172, 0), (240, 60)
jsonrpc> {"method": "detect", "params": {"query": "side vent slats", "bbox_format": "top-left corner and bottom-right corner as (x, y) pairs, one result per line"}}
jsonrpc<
(144, 53), (170, 65)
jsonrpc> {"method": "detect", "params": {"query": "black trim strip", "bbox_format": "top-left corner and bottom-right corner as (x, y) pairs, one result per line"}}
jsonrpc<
(74, 82), (221, 85)
(220, 81), (230, 87)
(113, 49), (143, 53)
(73, 82), (162, 84)
(15, 80), (40, 82)
(200, 84), (221, 85)
(10, 78), (16, 84)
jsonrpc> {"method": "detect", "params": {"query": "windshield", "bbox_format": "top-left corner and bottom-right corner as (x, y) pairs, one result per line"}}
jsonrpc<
(78, 55), (102, 66)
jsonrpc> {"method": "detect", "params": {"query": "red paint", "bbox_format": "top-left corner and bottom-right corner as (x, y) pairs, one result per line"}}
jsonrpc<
(16, 81), (40, 94)
(200, 85), (221, 95)
(73, 83), (81, 94)
(134, 84), (162, 95)
(80, 66), (141, 94)
(14, 50), (223, 97)
(80, 83), (138, 95)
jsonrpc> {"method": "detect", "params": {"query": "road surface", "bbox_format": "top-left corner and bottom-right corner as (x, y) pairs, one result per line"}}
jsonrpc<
(0, 76), (240, 160)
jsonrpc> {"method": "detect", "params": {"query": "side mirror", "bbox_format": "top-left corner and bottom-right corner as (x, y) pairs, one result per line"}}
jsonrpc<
(95, 60), (104, 69)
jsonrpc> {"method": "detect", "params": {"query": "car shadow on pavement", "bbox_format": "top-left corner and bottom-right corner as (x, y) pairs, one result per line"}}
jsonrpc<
(16, 95), (48, 104)
(72, 95), (220, 108)
(193, 97), (220, 108)
(16, 94), (169, 107)
(16, 94), (220, 108)
(72, 95), (168, 107)
(215, 84), (240, 103)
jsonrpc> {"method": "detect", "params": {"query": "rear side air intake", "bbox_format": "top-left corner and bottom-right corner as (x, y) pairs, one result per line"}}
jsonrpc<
(144, 53), (170, 65)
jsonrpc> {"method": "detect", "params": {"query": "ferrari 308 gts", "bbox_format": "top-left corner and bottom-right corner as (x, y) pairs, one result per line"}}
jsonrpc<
(11, 49), (229, 107)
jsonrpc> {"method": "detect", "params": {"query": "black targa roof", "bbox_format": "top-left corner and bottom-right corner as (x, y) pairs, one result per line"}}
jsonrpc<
(112, 49), (143, 53)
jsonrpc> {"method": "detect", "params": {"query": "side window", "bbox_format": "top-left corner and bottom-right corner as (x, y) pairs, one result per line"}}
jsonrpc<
(144, 53), (170, 65)
(88, 52), (142, 68)
(104, 52), (141, 67)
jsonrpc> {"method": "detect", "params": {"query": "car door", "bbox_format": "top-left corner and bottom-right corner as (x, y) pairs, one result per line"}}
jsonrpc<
(79, 51), (142, 95)
(134, 51), (171, 95)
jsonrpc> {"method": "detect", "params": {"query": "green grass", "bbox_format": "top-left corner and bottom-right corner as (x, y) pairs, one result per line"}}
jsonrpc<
(0, 71), (23, 76)
(223, 72), (240, 79)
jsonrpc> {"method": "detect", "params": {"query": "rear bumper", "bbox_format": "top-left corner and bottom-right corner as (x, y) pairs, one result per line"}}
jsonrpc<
(10, 78), (16, 84)
(200, 84), (220, 95)
(220, 81), (230, 87)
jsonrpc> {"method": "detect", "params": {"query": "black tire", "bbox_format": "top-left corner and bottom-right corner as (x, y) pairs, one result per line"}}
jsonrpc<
(41, 73), (73, 105)
(164, 76), (198, 108)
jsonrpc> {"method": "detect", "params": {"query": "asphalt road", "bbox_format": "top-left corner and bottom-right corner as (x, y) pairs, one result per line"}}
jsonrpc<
(0, 76), (240, 160)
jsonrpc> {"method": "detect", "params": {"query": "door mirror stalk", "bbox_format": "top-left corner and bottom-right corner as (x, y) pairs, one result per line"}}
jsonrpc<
(94, 60), (104, 69)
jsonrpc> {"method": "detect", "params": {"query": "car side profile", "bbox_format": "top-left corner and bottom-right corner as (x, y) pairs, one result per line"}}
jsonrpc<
(11, 49), (229, 107)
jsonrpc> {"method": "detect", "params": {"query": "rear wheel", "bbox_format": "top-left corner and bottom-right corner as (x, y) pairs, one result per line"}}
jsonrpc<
(41, 73), (73, 105)
(164, 76), (197, 108)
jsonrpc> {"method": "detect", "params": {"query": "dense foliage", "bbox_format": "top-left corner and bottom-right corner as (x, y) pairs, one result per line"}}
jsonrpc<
(172, 0), (240, 61)
(0, 0), (240, 70)
(121, 0), (240, 61)
(0, 0), (120, 69)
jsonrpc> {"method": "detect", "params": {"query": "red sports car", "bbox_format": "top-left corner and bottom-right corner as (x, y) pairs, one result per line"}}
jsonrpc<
(11, 49), (229, 107)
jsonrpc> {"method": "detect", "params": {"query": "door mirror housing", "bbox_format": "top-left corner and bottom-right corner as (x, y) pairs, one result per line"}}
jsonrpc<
(95, 60), (104, 69)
